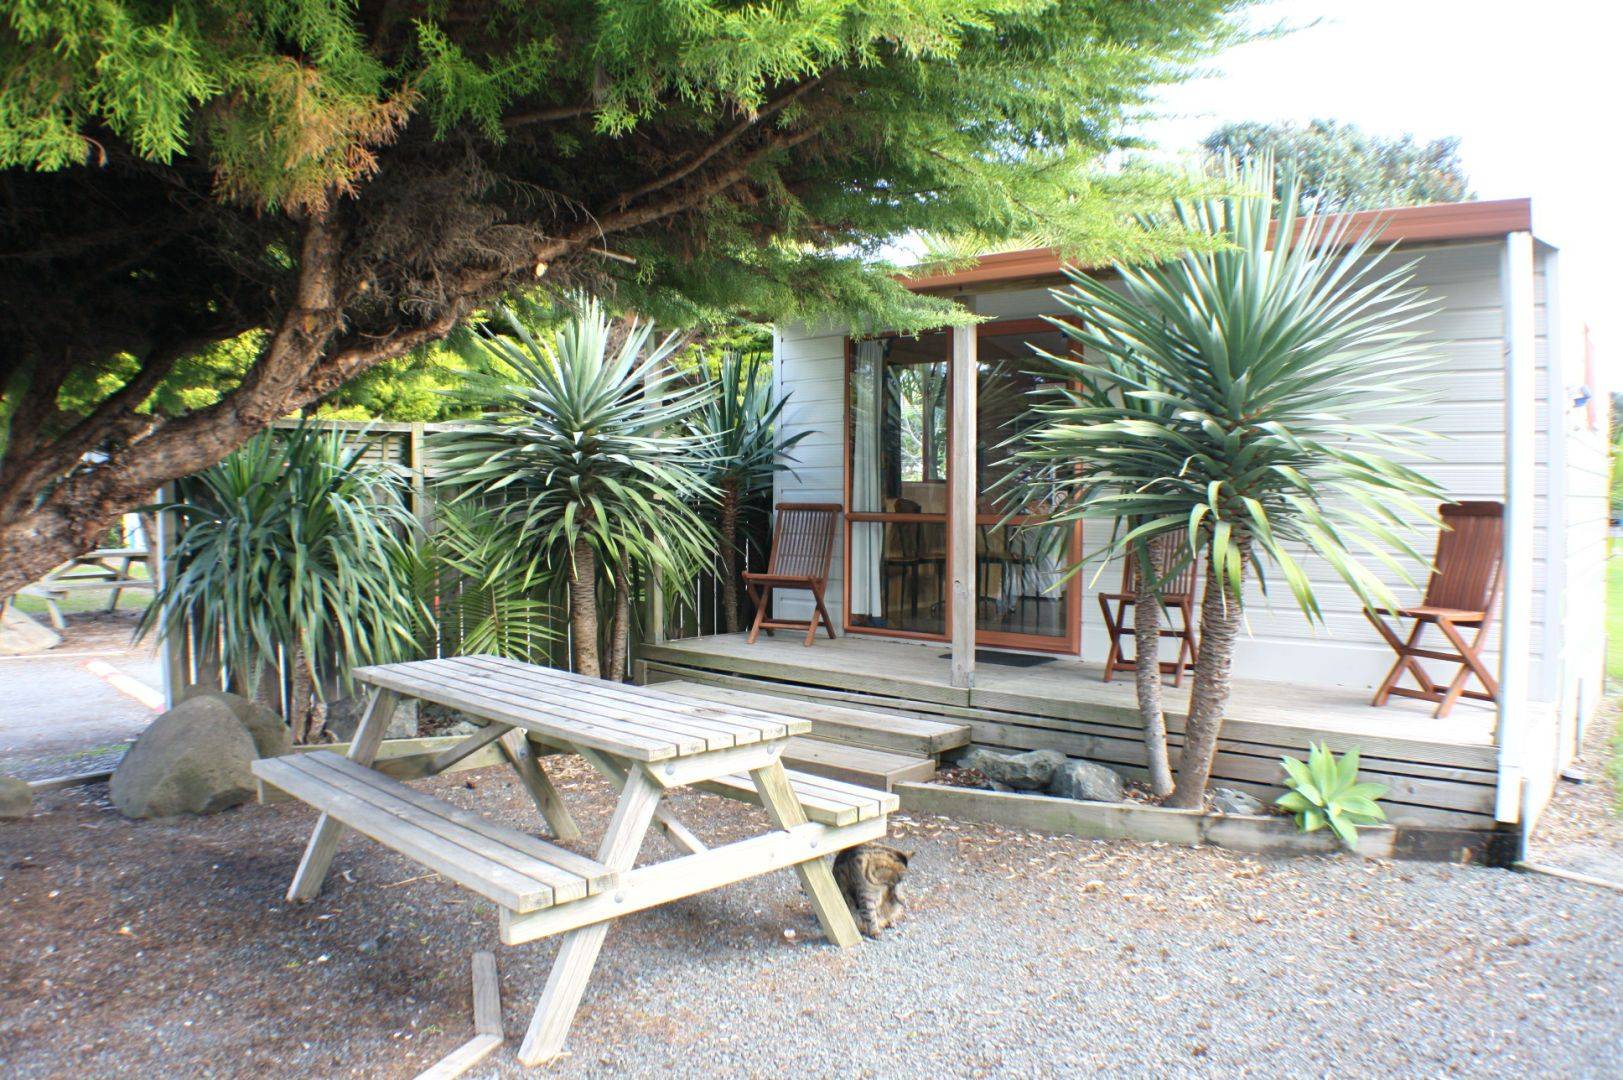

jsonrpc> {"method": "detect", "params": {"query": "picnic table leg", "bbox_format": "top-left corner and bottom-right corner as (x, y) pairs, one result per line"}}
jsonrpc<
(286, 688), (400, 902)
(518, 764), (662, 1066)
(497, 730), (582, 842)
(748, 760), (862, 949)
(577, 746), (706, 855)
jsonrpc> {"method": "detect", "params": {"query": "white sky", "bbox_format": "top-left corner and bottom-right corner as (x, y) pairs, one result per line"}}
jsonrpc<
(1145, 0), (1621, 373)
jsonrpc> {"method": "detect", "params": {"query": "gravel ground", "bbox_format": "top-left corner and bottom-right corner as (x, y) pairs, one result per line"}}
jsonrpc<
(3, 753), (1619, 1079)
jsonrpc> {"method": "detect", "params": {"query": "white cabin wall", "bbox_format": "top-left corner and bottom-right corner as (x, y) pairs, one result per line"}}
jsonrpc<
(770, 240), (1571, 702)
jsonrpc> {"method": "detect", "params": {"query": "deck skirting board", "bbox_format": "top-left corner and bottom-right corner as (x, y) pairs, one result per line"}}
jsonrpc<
(637, 648), (1500, 831)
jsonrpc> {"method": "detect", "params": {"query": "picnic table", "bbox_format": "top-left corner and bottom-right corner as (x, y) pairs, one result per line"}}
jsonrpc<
(253, 655), (895, 1067)
(16, 546), (153, 628)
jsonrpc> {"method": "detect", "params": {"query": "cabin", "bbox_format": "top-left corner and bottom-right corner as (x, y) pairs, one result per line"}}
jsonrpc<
(637, 198), (1608, 852)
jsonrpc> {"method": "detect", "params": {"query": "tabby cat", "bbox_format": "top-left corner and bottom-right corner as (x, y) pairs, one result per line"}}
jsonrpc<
(832, 842), (910, 937)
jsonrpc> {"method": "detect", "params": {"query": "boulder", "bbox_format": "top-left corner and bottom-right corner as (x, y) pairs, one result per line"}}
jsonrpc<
(0, 607), (60, 656)
(183, 690), (291, 759)
(1212, 787), (1264, 816)
(110, 696), (259, 818)
(1047, 759), (1125, 803)
(0, 775), (33, 819)
(959, 747), (1066, 791)
(325, 695), (419, 743)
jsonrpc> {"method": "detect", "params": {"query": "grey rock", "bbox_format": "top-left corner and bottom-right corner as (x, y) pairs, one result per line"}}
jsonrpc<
(325, 695), (418, 743)
(0, 775), (33, 819)
(960, 748), (1066, 791)
(1212, 787), (1265, 816)
(1047, 759), (1125, 803)
(182, 690), (290, 759)
(0, 607), (59, 656)
(109, 696), (259, 818)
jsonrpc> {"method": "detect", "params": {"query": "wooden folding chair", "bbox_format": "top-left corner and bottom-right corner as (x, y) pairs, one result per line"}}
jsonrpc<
(1366, 501), (1504, 718)
(744, 503), (842, 646)
(1098, 531), (1199, 686)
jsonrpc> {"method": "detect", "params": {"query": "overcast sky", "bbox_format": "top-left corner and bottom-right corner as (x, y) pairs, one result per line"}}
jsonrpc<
(1146, 0), (1619, 372)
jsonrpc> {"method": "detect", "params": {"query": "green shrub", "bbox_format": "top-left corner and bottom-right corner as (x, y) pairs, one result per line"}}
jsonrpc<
(1277, 744), (1388, 849)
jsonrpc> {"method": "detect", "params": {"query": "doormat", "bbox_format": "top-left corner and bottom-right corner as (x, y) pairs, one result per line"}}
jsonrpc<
(938, 649), (1056, 668)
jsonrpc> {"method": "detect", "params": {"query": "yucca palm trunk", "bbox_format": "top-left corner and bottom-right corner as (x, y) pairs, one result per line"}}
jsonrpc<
(1134, 538), (1174, 797)
(568, 538), (601, 678)
(608, 564), (632, 682)
(1169, 534), (1250, 809)
(718, 479), (742, 634)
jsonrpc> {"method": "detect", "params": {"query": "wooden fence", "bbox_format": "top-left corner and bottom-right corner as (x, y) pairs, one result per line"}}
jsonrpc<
(158, 419), (766, 715)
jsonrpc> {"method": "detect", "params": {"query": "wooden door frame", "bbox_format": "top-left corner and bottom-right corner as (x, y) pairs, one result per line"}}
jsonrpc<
(839, 318), (1083, 654)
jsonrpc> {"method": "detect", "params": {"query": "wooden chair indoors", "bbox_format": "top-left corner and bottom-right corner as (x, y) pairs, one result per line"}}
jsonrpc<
(1098, 531), (1199, 686)
(744, 503), (843, 646)
(1366, 501), (1504, 718)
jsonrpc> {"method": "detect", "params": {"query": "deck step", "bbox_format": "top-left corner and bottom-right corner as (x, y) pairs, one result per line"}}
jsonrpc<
(782, 736), (936, 790)
(253, 751), (613, 913)
(655, 679), (970, 757)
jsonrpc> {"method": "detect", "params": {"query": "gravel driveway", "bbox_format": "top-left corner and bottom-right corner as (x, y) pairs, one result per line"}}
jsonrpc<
(3, 753), (1618, 1079)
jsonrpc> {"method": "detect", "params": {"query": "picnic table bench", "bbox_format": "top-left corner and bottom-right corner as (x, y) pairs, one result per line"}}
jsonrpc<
(16, 546), (153, 628)
(253, 655), (895, 1067)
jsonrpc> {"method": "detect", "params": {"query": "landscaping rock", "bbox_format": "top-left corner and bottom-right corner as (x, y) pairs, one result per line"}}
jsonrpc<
(109, 697), (259, 818)
(1213, 787), (1265, 816)
(325, 695), (419, 743)
(183, 690), (291, 759)
(0, 607), (59, 656)
(959, 748), (1066, 791)
(1047, 759), (1125, 803)
(0, 775), (33, 819)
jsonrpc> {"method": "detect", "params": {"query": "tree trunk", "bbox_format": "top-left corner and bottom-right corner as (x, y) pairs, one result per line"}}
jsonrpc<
(1167, 534), (1249, 809)
(288, 647), (316, 744)
(608, 564), (632, 683)
(567, 538), (601, 678)
(1133, 538), (1175, 798)
(719, 480), (742, 634)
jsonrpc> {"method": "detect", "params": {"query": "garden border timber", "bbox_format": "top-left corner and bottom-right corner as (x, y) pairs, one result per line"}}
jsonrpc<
(894, 782), (1519, 865)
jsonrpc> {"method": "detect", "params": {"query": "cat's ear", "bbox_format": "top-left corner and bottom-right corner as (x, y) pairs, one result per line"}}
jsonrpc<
(897, 849), (912, 866)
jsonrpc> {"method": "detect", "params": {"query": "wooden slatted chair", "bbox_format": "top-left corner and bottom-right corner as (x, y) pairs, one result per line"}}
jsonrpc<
(744, 503), (842, 646)
(1366, 501), (1504, 718)
(1098, 531), (1199, 686)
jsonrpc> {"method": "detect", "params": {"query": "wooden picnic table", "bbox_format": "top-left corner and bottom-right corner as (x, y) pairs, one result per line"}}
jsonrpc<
(15, 546), (153, 628)
(253, 655), (894, 1067)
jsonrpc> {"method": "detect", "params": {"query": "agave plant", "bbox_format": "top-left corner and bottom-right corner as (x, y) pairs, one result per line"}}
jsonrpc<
(1277, 744), (1388, 849)
(688, 351), (809, 633)
(140, 423), (426, 741)
(1004, 161), (1444, 807)
(433, 300), (716, 679)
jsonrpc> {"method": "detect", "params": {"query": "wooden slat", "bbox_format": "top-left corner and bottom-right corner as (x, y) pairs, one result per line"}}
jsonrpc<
(694, 766), (896, 826)
(302, 754), (610, 890)
(352, 663), (677, 760)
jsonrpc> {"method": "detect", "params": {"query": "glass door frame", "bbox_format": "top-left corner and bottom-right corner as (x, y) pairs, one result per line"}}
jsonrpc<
(840, 318), (1084, 653)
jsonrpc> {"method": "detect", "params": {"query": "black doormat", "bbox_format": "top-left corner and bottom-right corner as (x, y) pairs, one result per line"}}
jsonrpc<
(937, 649), (1056, 668)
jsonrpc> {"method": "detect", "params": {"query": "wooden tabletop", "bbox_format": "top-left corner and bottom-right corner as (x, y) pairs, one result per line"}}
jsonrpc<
(352, 655), (811, 762)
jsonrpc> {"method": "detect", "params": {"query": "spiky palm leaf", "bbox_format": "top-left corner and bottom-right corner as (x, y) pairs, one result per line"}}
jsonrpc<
(424, 499), (561, 663)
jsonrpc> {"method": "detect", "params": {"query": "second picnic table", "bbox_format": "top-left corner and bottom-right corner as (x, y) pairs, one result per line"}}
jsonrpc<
(253, 655), (895, 1067)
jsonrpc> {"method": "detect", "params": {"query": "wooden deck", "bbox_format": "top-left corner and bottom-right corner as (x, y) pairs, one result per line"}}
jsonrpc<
(637, 633), (1504, 831)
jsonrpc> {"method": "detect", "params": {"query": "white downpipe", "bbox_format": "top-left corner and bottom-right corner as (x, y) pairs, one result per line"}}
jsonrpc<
(1495, 232), (1536, 824)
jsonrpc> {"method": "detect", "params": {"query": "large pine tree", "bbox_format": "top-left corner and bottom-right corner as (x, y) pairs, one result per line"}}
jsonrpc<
(0, 0), (1246, 593)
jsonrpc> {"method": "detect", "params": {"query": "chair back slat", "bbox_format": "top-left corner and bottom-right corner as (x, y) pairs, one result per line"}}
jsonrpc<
(1119, 529), (1198, 600)
(767, 503), (841, 581)
(1422, 501), (1504, 614)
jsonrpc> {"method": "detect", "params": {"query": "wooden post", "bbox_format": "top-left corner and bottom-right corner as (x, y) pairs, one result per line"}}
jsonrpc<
(948, 323), (977, 690)
(153, 487), (187, 709)
(644, 352), (668, 645)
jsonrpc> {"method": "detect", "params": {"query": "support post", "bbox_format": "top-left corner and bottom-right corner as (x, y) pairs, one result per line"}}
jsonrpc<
(948, 322), (978, 690)
(1496, 231), (1536, 827)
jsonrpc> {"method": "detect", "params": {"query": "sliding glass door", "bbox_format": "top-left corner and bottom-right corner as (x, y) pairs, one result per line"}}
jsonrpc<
(844, 320), (1082, 652)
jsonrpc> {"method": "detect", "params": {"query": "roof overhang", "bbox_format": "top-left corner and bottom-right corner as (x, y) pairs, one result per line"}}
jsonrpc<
(899, 197), (1534, 292)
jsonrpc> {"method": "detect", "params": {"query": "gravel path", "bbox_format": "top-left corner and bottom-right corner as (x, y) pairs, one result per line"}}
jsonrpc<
(3, 755), (1619, 1079)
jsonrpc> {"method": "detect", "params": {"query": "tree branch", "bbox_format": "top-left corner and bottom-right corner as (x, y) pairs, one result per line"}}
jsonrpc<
(503, 103), (596, 128)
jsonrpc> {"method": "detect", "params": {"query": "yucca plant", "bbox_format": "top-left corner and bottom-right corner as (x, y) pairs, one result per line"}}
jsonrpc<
(433, 300), (716, 679)
(1277, 744), (1388, 849)
(140, 423), (426, 741)
(421, 499), (561, 664)
(688, 351), (809, 633)
(1004, 161), (1444, 808)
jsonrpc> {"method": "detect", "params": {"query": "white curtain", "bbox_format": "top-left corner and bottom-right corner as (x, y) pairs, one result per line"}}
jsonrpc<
(849, 340), (885, 618)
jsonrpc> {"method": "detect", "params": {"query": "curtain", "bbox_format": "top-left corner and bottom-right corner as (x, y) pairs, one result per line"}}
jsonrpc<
(849, 340), (886, 618)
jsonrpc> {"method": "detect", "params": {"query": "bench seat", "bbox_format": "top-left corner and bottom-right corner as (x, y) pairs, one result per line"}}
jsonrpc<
(253, 751), (612, 913)
(695, 767), (899, 826)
